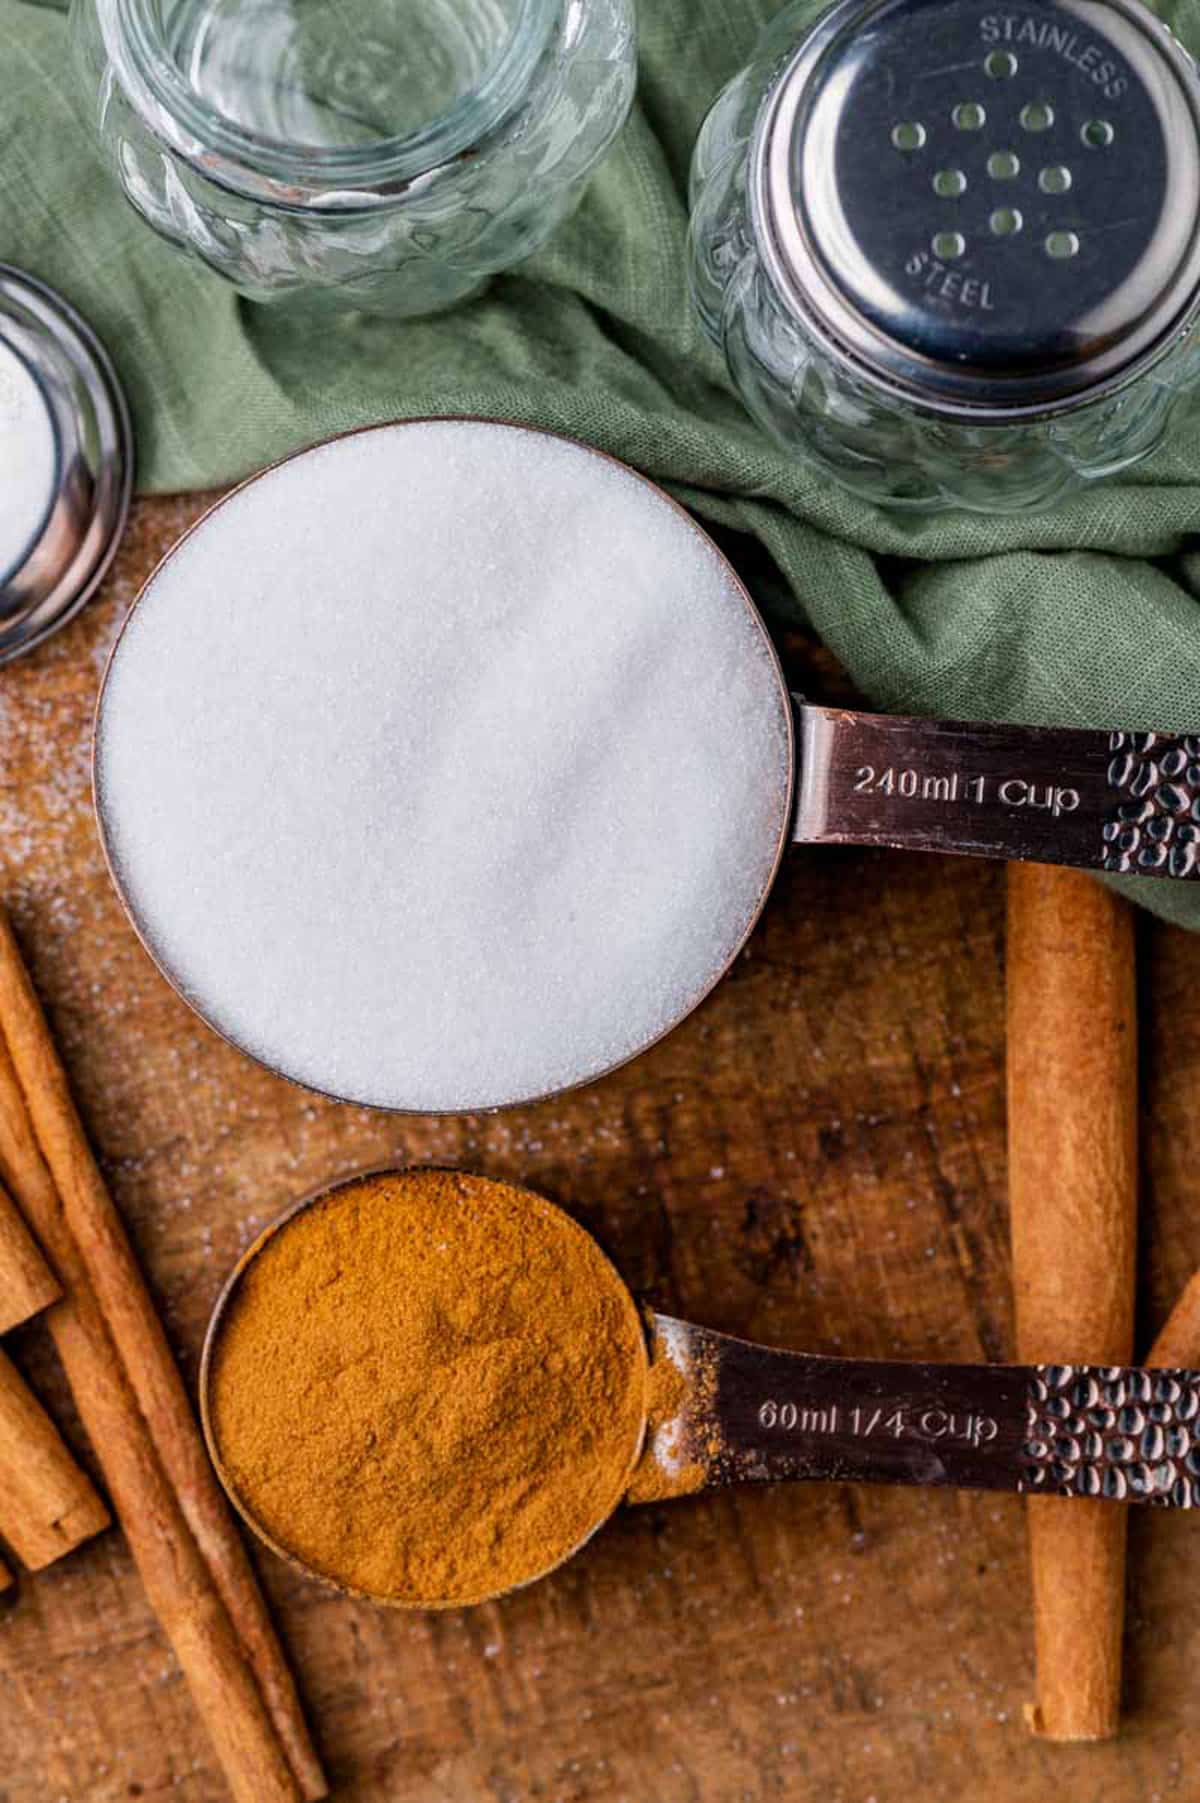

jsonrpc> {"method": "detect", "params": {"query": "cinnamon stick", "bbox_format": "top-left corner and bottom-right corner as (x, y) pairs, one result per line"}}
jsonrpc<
(1006, 863), (1137, 1743)
(0, 912), (325, 1803)
(0, 1344), (108, 1568)
(1147, 1270), (1200, 1368)
(0, 1174), (58, 1331)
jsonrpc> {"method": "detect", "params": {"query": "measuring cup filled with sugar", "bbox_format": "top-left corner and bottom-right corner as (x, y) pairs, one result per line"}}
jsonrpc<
(199, 1167), (1200, 1608)
(94, 417), (1200, 1113)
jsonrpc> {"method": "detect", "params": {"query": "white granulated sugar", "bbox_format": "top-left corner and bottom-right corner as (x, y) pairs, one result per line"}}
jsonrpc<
(0, 337), (57, 579)
(96, 422), (792, 1111)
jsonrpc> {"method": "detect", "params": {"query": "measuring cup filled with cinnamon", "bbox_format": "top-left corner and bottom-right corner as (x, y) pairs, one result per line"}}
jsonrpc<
(200, 1168), (1200, 1609)
(96, 418), (1200, 1116)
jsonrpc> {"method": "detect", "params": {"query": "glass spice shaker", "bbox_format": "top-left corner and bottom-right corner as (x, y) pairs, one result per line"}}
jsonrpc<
(689, 0), (1200, 511)
(71, 0), (635, 318)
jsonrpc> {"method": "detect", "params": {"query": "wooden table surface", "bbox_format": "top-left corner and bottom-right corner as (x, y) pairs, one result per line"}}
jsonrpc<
(1, 494), (1198, 1803)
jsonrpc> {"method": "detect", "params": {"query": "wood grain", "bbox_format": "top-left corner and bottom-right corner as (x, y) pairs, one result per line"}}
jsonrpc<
(0, 492), (1198, 1801)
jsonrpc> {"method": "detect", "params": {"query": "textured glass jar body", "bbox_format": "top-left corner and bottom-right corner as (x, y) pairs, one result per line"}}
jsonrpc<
(72, 0), (635, 318)
(689, 0), (1200, 512)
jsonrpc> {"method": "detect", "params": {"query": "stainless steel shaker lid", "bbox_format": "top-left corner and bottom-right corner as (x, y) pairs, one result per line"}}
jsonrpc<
(752, 0), (1200, 416)
(0, 267), (132, 664)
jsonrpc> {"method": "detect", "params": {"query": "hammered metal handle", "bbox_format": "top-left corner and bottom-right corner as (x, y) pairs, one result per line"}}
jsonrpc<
(1102, 731), (1200, 877)
(1019, 1363), (1200, 1505)
(794, 705), (1200, 879)
(655, 1319), (1200, 1508)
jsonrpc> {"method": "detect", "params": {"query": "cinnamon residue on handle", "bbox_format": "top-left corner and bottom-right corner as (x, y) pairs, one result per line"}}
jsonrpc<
(626, 1319), (718, 1504)
(206, 1169), (649, 1608)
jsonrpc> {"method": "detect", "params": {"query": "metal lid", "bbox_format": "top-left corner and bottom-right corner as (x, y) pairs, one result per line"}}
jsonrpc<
(0, 267), (132, 664)
(751, 0), (1200, 417)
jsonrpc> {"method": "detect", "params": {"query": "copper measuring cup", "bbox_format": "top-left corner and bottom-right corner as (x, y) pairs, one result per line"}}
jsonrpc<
(94, 419), (1199, 1116)
(199, 1167), (1200, 1611)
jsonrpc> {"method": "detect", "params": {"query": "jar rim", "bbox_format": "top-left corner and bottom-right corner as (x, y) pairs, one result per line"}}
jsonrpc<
(108, 0), (560, 205)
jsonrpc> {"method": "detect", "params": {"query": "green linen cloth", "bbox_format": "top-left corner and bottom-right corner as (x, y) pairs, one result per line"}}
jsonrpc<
(6, 0), (1200, 927)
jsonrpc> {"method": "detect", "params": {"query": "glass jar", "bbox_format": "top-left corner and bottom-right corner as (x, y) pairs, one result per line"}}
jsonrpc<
(71, 0), (635, 317)
(689, 0), (1200, 511)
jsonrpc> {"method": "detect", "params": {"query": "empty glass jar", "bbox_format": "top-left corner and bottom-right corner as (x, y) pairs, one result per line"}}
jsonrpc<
(72, 0), (635, 316)
(689, 0), (1200, 511)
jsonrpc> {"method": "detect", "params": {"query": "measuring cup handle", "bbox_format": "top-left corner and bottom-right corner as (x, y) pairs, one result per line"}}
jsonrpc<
(792, 702), (1200, 879)
(669, 1320), (1200, 1506)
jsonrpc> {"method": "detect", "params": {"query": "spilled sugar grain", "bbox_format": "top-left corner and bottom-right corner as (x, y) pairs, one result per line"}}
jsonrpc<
(0, 338), (57, 580)
(96, 422), (792, 1112)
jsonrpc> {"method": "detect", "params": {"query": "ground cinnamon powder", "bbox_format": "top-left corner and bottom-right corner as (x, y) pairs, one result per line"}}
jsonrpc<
(206, 1168), (648, 1607)
(626, 1325), (717, 1504)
